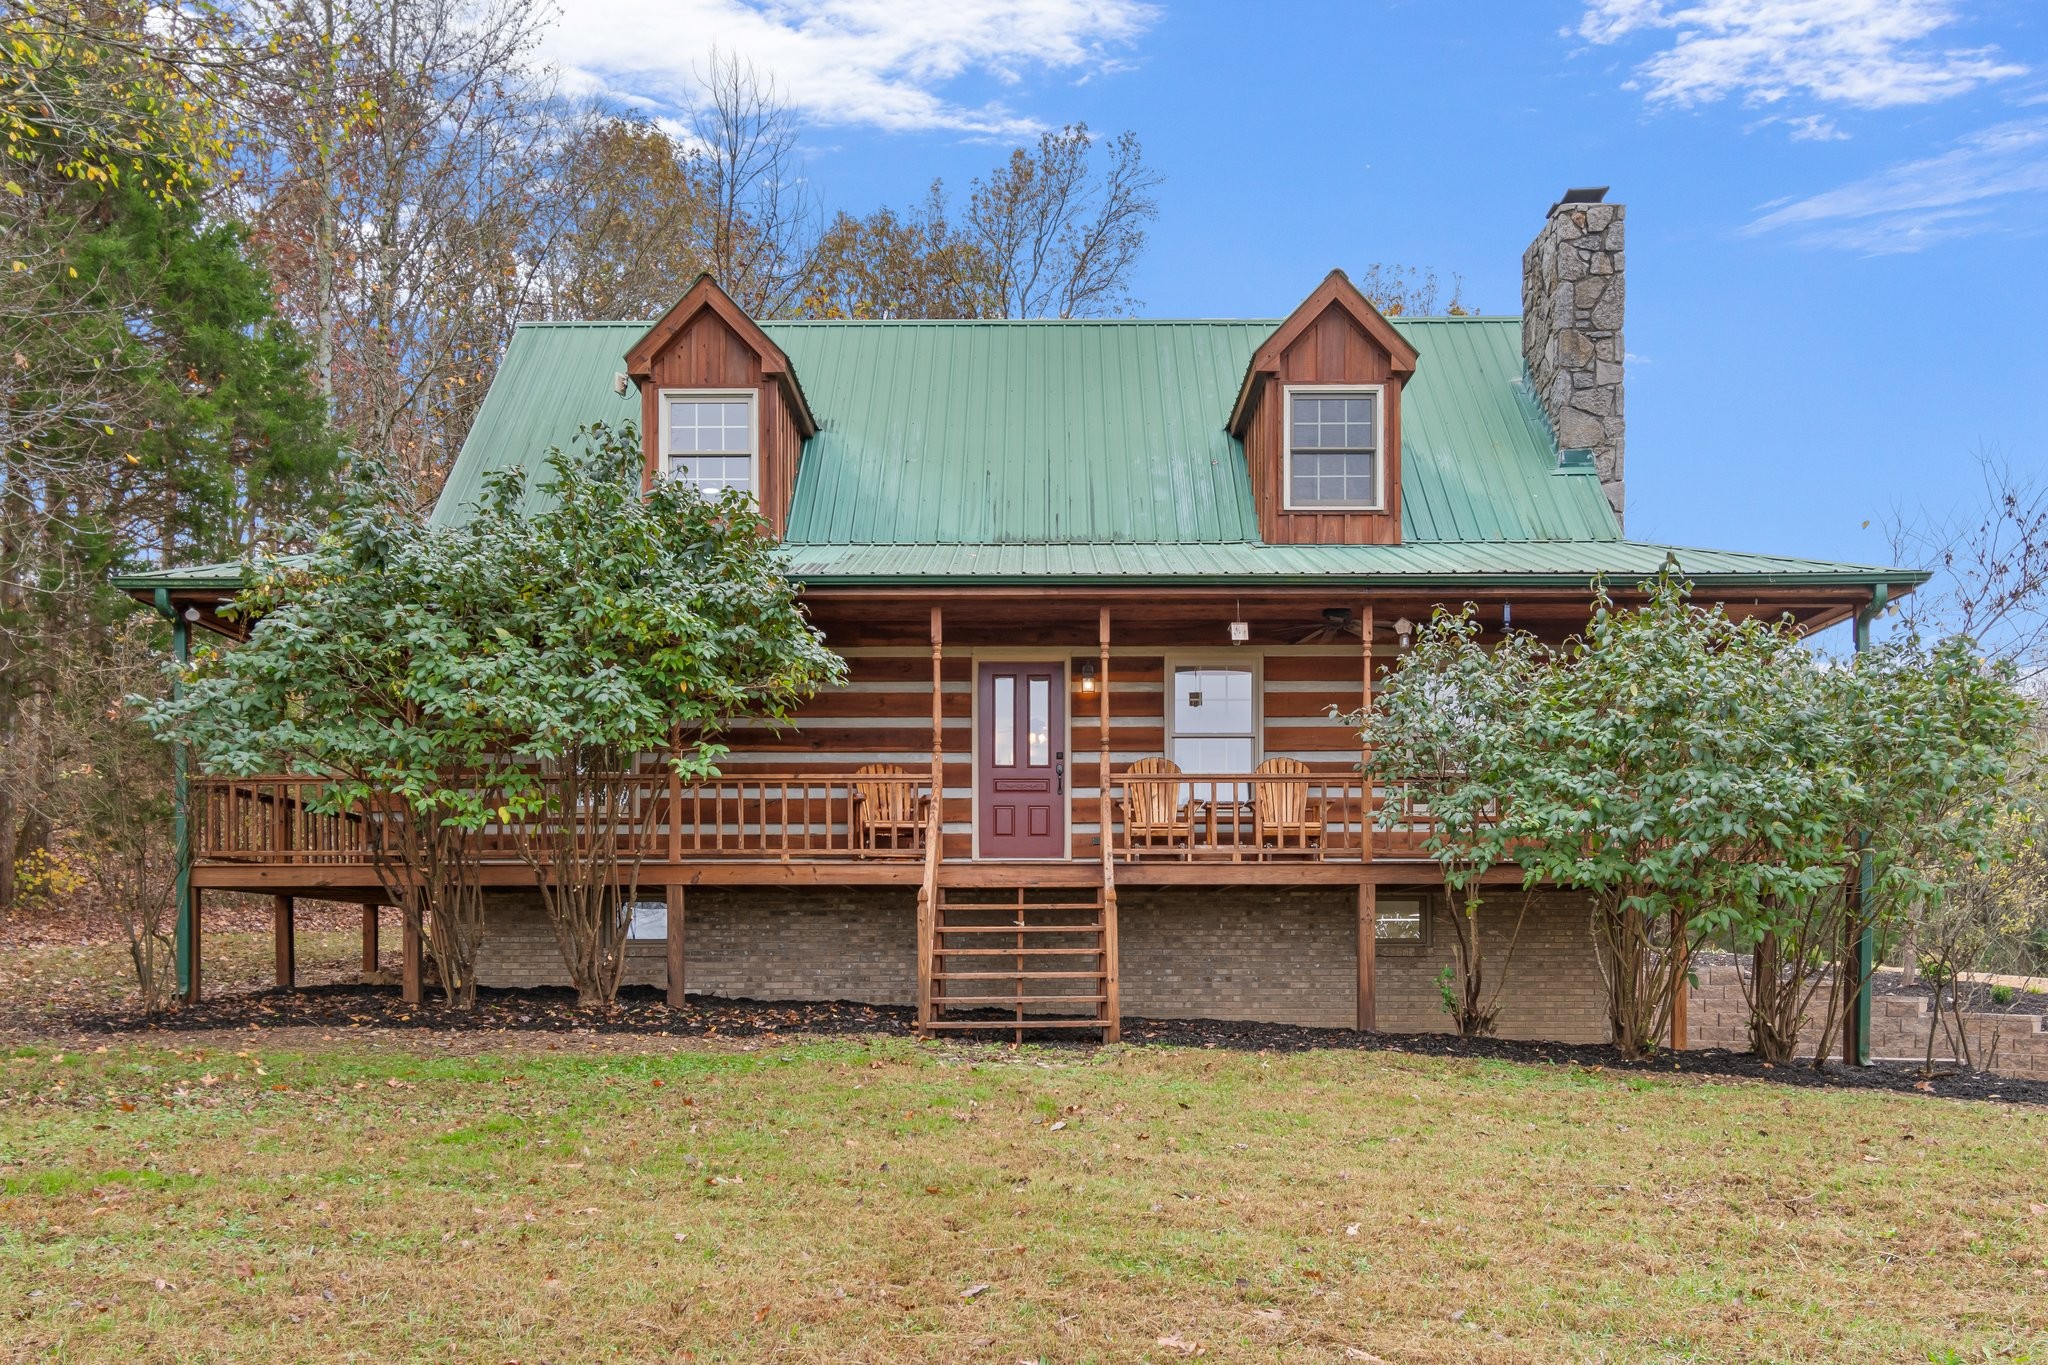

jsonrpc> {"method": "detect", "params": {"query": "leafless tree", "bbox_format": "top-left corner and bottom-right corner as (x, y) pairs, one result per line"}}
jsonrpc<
(689, 49), (820, 318)
(231, 0), (567, 505)
(965, 124), (1161, 319)
(1888, 451), (2048, 688)
(1352, 263), (1470, 317)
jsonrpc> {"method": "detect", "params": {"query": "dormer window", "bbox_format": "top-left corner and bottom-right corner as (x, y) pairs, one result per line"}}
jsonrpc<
(1283, 386), (1383, 511)
(661, 390), (756, 496)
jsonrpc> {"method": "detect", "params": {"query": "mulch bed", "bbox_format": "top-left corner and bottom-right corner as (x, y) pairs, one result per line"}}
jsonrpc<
(59, 982), (2048, 1106)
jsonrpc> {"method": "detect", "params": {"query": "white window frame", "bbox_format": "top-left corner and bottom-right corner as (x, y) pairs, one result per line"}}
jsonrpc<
(658, 388), (759, 498)
(1281, 383), (1386, 513)
(1163, 654), (1264, 796)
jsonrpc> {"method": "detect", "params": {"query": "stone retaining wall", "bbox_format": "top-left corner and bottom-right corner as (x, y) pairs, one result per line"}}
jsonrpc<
(1687, 960), (2048, 1080)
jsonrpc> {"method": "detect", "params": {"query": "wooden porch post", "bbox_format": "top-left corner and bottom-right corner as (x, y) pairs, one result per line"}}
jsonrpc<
(1359, 601), (1374, 863)
(918, 607), (943, 1031)
(1099, 607), (1119, 1042)
(665, 884), (686, 1009)
(401, 902), (423, 1005)
(361, 904), (381, 975)
(1098, 607), (1112, 860)
(930, 607), (944, 827)
(1357, 883), (1377, 1031)
(183, 887), (202, 1004)
(273, 895), (295, 990)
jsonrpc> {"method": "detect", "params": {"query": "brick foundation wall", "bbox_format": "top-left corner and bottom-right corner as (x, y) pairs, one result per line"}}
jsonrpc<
(474, 888), (918, 1003)
(1687, 960), (2048, 1080)
(473, 884), (1610, 1043)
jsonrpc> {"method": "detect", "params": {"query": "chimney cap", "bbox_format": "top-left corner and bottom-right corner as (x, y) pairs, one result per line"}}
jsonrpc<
(1549, 186), (1610, 214)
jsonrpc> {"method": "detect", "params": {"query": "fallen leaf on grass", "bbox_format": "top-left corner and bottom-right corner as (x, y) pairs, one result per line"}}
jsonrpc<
(1343, 1351), (1388, 1363)
(1156, 1334), (1204, 1356)
(1048, 1120), (1066, 1132)
(960, 1283), (991, 1300)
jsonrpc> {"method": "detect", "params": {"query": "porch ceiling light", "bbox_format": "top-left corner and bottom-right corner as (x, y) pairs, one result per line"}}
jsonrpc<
(1393, 616), (1414, 649)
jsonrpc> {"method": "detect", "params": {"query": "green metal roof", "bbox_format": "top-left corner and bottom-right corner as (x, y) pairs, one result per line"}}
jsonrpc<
(112, 312), (1919, 596)
(429, 316), (1623, 546)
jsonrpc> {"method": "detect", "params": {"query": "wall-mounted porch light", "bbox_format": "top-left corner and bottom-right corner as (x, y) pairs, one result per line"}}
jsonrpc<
(1077, 660), (1098, 695)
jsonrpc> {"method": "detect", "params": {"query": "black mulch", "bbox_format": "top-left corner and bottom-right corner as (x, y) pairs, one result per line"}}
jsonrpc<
(64, 983), (2048, 1106)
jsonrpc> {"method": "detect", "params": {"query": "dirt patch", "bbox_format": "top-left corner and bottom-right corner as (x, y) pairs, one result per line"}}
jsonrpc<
(59, 981), (2048, 1106)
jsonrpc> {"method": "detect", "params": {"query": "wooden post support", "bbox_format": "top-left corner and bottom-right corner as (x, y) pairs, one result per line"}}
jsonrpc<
(1357, 882), (1377, 1031)
(1098, 607), (1112, 859)
(401, 903), (423, 1005)
(665, 884), (686, 1009)
(274, 895), (296, 990)
(929, 607), (944, 828)
(183, 887), (203, 1005)
(1098, 607), (1119, 1043)
(361, 904), (381, 975)
(1669, 907), (1687, 1051)
(1359, 601), (1374, 864)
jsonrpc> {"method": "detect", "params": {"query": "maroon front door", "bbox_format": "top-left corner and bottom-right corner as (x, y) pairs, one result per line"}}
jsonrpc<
(977, 661), (1066, 858)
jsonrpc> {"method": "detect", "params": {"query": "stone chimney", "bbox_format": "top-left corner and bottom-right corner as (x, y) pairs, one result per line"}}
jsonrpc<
(1522, 188), (1624, 521)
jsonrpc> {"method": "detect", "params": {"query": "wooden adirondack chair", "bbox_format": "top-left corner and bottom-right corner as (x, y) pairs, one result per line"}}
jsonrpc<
(1254, 756), (1323, 857)
(850, 765), (927, 853)
(1121, 756), (1193, 859)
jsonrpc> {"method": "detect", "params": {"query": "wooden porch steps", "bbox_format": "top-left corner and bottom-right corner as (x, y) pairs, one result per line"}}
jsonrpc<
(921, 883), (1115, 1041)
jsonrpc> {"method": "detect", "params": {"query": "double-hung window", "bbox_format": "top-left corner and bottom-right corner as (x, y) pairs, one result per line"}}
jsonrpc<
(1284, 386), (1382, 511)
(1169, 663), (1257, 802)
(661, 391), (756, 497)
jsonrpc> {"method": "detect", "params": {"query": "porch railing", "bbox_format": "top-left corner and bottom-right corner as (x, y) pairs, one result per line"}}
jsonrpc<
(193, 769), (1457, 867)
(190, 770), (934, 865)
(1106, 771), (1467, 862)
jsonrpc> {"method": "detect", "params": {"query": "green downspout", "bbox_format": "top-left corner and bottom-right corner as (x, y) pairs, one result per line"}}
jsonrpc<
(153, 589), (194, 999)
(1850, 582), (1889, 1067)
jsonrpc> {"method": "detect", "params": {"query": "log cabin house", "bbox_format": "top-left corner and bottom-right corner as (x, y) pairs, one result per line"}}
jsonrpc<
(119, 190), (1922, 1049)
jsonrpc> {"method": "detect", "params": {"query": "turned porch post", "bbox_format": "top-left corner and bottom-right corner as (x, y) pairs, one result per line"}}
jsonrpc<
(929, 607), (944, 822)
(1098, 607), (1112, 861)
(1359, 600), (1374, 864)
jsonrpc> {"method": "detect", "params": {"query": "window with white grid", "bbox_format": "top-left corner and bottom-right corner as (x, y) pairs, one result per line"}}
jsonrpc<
(662, 392), (755, 496)
(1284, 387), (1382, 511)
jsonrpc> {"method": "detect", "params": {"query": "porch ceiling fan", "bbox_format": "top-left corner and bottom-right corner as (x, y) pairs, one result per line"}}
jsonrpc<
(1291, 607), (1366, 644)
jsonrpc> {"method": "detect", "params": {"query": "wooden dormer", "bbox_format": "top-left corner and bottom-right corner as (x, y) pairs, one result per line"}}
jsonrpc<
(625, 275), (816, 537)
(1229, 271), (1418, 545)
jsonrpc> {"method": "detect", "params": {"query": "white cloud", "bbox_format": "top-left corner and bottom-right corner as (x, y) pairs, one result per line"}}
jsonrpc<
(1579, 0), (2026, 111)
(1785, 113), (1846, 141)
(1744, 119), (2048, 252)
(541, 0), (1157, 136)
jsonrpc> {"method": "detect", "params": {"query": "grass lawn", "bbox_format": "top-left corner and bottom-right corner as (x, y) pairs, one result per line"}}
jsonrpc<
(3, 1029), (2046, 1363)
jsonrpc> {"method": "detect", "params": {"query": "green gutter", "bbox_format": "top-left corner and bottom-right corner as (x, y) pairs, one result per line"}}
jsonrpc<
(150, 589), (196, 1001)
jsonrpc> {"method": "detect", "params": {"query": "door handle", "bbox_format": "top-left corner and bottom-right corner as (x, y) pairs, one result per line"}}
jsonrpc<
(1055, 759), (1064, 794)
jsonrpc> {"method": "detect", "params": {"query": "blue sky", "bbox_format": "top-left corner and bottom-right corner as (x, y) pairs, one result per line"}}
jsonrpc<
(544, 0), (2048, 573)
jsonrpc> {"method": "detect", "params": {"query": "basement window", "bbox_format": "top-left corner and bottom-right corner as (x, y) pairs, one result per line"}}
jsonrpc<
(626, 900), (668, 941)
(1283, 386), (1382, 512)
(1376, 892), (1430, 948)
(661, 390), (756, 497)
